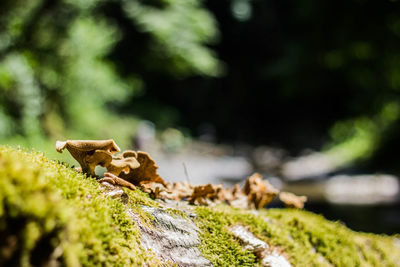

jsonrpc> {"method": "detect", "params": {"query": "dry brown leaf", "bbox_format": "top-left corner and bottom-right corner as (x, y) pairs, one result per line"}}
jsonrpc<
(224, 183), (248, 208)
(279, 192), (307, 209)
(229, 194), (249, 209)
(232, 183), (242, 197)
(170, 181), (193, 200)
(191, 197), (214, 206)
(243, 173), (279, 209)
(146, 181), (193, 201)
(139, 182), (167, 199)
(193, 184), (220, 198)
(57, 140), (307, 211)
(189, 184), (224, 205)
(56, 139), (120, 176)
(120, 151), (167, 187)
(218, 187), (235, 202)
(98, 172), (136, 191)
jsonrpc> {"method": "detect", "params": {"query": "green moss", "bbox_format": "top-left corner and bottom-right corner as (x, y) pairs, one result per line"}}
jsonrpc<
(0, 148), (79, 266)
(194, 205), (400, 267)
(0, 146), (160, 266)
(164, 207), (190, 219)
(1, 145), (400, 267)
(195, 206), (258, 266)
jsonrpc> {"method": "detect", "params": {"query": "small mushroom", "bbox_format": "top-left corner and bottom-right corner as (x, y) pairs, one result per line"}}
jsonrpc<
(122, 150), (138, 158)
(56, 139), (120, 176)
(105, 157), (141, 177)
(56, 139), (120, 153)
(279, 192), (307, 209)
(111, 150), (137, 160)
(85, 149), (113, 174)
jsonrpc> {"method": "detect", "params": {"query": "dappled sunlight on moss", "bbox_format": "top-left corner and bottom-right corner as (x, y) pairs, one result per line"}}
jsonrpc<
(195, 205), (400, 266)
(1, 146), (400, 266)
(0, 146), (159, 266)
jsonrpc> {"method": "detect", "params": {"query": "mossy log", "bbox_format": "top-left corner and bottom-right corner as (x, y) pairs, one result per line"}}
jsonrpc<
(0, 146), (399, 266)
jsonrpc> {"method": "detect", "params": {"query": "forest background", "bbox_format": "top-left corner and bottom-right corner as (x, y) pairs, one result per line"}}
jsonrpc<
(1, 0), (400, 175)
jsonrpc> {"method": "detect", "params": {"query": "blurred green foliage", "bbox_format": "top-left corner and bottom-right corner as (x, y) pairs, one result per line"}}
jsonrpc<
(325, 101), (400, 166)
(0, 0), (220, 148)
(2, 0), (400, 171)
(191, 1), (400, 169)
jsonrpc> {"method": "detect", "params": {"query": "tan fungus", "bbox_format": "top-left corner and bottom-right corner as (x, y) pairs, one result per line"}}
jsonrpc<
(56, 139), (120, 176)
(105, 157), (141, 176)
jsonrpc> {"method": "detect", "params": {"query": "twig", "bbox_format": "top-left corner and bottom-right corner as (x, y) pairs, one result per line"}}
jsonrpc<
(182, 162), (191, 184)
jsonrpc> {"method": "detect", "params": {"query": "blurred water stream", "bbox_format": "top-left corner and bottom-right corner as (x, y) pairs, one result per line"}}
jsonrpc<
(147, 141), (400, 234)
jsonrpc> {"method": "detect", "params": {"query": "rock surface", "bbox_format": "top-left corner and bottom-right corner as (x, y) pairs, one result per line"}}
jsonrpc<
(100, 180), (296, 267)
(101, 181), (212, 266)
(129, 206), (212, 266)
(229, 225), (292, 267)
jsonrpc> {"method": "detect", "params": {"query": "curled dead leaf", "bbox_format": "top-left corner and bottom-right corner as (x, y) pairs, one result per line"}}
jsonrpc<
(98, 172), (137, 191)
(57, 140), (307, 212)
(119, 151), (167, 187)
(244, 173), (279, 209)
(279, 192), (307, 209)
(232, 183), (242, 197)
(189, 184), (224, 205)
(139, 182), (167, 199)
(225, 183), (247, 208)
(169, 181), (193, 200)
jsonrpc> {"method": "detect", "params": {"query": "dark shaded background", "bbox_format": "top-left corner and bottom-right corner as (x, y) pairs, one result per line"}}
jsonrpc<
(110, 0), (400, 172)
(2, 0), (400, 234)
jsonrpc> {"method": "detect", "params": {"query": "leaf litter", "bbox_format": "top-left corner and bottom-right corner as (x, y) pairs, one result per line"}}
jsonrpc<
(57, 139), (307, 210)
